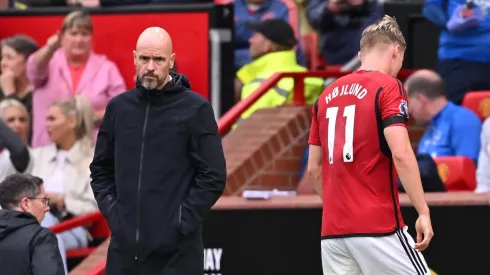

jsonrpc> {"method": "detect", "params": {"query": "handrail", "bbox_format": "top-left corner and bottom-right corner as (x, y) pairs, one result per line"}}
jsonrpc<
(217, 69), (417, 135)
(49, 211), (103, 234)
(324, 55), (360, 87)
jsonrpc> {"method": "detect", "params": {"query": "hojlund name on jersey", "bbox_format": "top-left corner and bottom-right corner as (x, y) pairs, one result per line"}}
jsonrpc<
(325, 84), (368, 105)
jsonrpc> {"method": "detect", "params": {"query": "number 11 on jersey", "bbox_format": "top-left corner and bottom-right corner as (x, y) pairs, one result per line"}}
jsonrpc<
(326, 105), (356, 164)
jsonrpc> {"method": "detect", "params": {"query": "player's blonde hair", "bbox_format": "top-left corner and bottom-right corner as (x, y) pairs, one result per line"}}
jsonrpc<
(360, 15), (406, 53)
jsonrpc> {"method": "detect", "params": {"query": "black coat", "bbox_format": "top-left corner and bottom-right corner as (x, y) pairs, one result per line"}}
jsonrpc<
(90, 72), (226, 274)
(0, 210), (64, 275)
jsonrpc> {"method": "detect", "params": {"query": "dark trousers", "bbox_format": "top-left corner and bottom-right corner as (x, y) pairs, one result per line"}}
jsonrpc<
(105, 235), (204, 275)
(437, 59), (490, 105)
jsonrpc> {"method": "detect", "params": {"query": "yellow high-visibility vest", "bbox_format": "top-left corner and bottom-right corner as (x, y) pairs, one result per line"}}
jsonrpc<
(237, 50), (324, 120)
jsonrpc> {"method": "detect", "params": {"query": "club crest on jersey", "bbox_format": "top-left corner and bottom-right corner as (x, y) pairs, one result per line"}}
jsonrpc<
(399, 100), (409, 118)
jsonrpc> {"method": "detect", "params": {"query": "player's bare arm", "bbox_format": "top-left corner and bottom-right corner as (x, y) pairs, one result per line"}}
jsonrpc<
(306, 145), (323, 200)
(384, 126), (434, 251)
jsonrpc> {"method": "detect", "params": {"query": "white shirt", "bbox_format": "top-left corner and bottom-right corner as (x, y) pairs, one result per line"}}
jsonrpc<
(44, 150), (68, 195)
(476, 118), (490, 192)
(0, 149), (33, 182)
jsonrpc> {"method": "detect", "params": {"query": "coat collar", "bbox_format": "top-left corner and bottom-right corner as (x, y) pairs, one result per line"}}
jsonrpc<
(45, 140), (86, 164)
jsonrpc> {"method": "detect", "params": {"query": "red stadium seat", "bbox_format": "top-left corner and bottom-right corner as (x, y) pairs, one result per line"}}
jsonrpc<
(461, 91), (490, 121)
(433, 156), (477, 191)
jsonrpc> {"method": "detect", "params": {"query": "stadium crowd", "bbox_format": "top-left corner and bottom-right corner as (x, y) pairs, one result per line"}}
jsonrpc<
(0, 0), (489, 274)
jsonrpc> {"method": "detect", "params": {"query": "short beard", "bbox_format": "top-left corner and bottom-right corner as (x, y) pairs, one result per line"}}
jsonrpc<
(141, 76), (165, 90)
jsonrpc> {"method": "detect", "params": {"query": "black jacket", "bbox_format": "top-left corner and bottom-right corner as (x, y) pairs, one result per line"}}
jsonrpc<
(90, 72), (227, 260)
(0, 119), (31, 174)
(0, 210), (64, 275)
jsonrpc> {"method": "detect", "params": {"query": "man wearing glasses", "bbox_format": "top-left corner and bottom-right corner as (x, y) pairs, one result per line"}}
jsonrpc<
(0, 174), (64, 275)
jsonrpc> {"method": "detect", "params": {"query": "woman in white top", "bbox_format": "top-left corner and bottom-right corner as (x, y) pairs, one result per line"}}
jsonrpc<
(31, 95), (97, 269)
(0, 99), (31, 181)
(477, 117), (490, 192)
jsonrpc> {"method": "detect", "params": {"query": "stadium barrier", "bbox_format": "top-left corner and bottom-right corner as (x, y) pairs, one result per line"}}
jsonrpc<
(50, 211), (103, 234)
(82, 193), (490, 275)
(218, 69), (417, 134)
(198, 193), (490, 275)
(50, 211), (108, 259)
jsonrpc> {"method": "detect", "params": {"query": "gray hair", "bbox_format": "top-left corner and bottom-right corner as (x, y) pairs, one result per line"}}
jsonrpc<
(0, 99), (28, 118)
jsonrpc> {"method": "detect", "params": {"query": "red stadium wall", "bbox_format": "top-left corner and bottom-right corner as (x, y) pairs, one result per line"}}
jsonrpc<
(223, 106), (311, 195)
(0, 12), (209, 99)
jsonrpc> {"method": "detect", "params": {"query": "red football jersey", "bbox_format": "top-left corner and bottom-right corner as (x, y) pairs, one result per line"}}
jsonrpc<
(309, 70), (409, 238)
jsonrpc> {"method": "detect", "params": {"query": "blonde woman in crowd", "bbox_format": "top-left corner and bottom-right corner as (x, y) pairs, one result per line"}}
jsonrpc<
(30, 96), (98, 271)
(27, 10), (126, 147)
(0, 99), (31, 181)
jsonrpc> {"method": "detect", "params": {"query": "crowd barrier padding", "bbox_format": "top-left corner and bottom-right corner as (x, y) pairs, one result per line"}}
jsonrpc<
(201, 193), (490, 275)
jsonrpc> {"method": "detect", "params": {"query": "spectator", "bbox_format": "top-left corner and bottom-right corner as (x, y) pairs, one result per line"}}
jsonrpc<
(27, 10), (126, 148)
(30, 96), (97, 269)
(235, 19), (323, 120)
(306, 0), (382, 65)
(405, 69), (481, 163)
(0, 99), (31, 182)
(1, 35), (38, 114)
(1, 35), (39, 144)
(0, 174), (64, 275)
(10, 0), (28, 8)
(234, 0), (306, 71)
(476, 117), (490, 193)
(423, 0), (490, 104)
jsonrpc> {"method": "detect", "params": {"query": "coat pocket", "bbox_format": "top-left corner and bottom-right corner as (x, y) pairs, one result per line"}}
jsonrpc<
(177, 204), (183, 234)
(108, 199), (118, 213)
(106, 200), (120, 234)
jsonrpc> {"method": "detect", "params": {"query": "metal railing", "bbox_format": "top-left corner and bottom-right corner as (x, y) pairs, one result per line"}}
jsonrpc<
(49, 211), (103, 234)
(218, 69), (416, 135)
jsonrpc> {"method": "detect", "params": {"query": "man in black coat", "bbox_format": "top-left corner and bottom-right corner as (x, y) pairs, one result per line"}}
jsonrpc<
(0, 174), (65, 275)
(90, 27), (227, 275)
